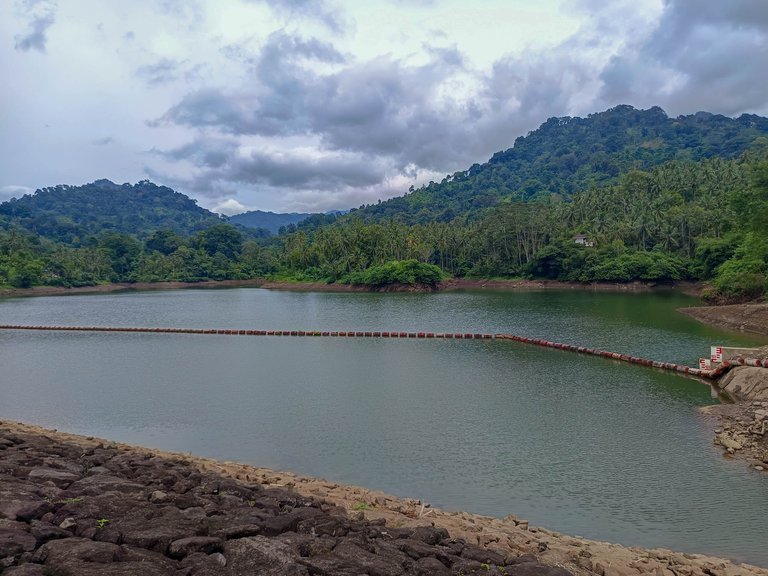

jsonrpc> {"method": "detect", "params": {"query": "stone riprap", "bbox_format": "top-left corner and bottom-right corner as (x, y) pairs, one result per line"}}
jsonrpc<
(2, 421), (767, 576)
(0, 421), (569, 575)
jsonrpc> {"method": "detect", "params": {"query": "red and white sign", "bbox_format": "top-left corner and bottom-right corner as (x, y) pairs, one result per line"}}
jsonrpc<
(699, 358), (711, 369)
(711, 346), (723, 362)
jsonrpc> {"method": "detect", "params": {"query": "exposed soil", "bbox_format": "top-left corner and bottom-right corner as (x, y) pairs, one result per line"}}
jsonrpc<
(0, 278), (705, 299)
(678, 303), (768, 337)
(700, 400), (768, 474)
(0, 280), (268, 299)
(2, 421), (766, 576)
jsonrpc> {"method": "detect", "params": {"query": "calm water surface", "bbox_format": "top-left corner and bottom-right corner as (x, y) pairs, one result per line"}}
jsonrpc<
(1, 288), (767, 564)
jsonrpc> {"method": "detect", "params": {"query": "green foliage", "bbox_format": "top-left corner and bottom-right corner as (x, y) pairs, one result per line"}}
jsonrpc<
(303, 106), (768, 228)
(1, 108), (768, 299)
(0, 179), (228, 243)
(343, 260), (445, 287)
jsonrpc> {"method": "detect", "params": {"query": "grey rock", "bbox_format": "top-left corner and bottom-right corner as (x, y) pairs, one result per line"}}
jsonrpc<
(27, 469), (79, 488)
(168, 536), (223, 559)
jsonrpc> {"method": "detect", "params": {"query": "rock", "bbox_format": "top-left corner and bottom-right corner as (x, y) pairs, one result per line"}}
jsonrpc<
(0, 500), (49, 522)
(409, 525), (450, 545)
(148, 490), (167, 503)
(0, 528), (37, 558)
(224, 536), (310, 575)
(32, 537), (122, 564)
(414, 556), (450, 575)
(718, 367), (768, 402)
(168, 536), (223, 559)
(66, 474), (144, 495)
(717, 434), (743, 451)
(27, 469), (79, 487)
(59, 518), (76, 531)
(2, 565), (46, 575)
(28, 520), (71, 545)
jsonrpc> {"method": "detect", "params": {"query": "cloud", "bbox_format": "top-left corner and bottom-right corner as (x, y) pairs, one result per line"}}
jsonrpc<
(211, 198), (250, 216)
(0, 185), (34, 202)
(135, 58), (184, 86)
(597, 0), (768, 115)
(13, 0), (57, 53)
(243, 0), (346, 33)
(152, 137), (240, 169)
(144, 0), (768, 212)
(92, 137), (114, 146)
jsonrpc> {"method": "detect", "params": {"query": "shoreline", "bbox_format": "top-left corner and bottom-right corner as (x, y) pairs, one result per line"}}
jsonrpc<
(0, 277), (704, 299)
(4, 276), (767, 337)
(2, 419), (767, 575)
(679, 303), (768, 337)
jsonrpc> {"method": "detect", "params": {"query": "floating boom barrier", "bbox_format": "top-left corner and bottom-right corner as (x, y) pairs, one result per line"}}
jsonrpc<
(1, 324), (766, 381)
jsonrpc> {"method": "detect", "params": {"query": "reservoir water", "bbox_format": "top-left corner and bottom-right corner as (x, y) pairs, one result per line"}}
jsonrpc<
(1, 288), (767, 564)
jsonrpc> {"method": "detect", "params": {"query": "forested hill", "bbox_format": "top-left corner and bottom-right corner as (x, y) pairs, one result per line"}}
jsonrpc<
(340, 105), (768, 225)
(0, 179), (227, 243)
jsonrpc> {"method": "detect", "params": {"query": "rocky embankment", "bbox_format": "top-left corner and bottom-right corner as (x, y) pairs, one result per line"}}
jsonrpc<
(679, 303), (768, 336)
(703, 400), (768, 472)
(2, 422), (767, 576)
(702, 365), (768, 472)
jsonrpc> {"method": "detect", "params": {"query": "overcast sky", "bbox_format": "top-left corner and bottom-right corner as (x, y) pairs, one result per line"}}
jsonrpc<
(2, 0), (767, 214)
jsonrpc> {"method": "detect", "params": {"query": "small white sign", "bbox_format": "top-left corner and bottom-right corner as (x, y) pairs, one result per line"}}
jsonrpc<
(699, 358), (711, 369)
(711, 346), (723, 362)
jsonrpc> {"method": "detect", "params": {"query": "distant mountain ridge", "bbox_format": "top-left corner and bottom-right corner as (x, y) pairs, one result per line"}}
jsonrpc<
(337, 105), (768, 226)
(228, 210), (313, 234)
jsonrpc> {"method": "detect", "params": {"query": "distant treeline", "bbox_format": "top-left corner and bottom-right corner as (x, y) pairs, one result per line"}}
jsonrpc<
(1, 153), (766, 302)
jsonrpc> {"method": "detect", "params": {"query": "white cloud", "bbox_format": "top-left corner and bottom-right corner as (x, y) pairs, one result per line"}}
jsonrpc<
(211, 198), (251, 216)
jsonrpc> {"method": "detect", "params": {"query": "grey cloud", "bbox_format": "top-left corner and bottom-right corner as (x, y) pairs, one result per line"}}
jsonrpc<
(598, 0), (768, 115)
(161, 32), (344, 135)
(136, 58), (185, 86)
(14, 0), (56, 53)
(156, 30), (595, 200)
(153, 138), (240, 169)
(225, 150), (386, 189)
(92, 137), (114, 146)
(243, 0), (346, 34)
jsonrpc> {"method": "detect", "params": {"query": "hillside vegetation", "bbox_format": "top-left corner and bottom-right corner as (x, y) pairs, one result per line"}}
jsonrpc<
(0, 179), (227, 243)
(308, 105), (768, 226)
(1, 106), (766, 300)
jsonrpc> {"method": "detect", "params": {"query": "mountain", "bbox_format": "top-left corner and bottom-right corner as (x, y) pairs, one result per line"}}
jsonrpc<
(228, 210), (313, 234)
(0, 179), (229, 243)
(338, 105), (768, 226)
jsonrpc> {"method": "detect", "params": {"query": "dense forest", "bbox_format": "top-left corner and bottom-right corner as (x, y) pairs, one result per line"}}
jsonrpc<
(1, 106), (767, 302)
(297, 105), (768, 227)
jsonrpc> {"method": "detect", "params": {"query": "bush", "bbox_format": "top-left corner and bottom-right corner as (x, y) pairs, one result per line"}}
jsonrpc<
(343, 260), (444, 287)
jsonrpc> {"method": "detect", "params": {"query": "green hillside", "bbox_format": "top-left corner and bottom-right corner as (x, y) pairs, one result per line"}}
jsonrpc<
(338, 105), (768, 225)
(0, 179), (226, 243)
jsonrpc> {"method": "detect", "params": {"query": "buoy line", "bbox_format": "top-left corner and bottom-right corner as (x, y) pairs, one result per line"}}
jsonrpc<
(1, 324), (765, 380)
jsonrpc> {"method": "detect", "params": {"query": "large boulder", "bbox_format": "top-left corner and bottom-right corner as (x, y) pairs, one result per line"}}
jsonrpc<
(718, 366), (768, 401)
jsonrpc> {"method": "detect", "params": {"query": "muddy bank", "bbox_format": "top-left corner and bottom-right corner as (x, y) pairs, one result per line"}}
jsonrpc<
(439, 278), (703, 295)
(679, 303), (768, 336)
(1, 421), (766, 576)
(1, 278), (705, 299)
(0, 279), (268, 299)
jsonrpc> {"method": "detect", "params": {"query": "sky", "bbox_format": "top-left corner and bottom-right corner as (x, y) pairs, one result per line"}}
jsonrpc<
(1, 0), (767, 215)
